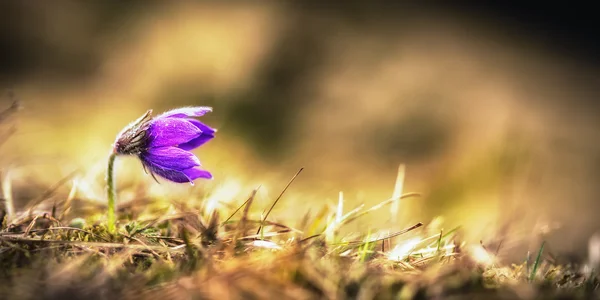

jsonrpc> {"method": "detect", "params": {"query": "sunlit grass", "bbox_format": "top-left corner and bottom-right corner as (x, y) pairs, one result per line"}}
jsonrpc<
(1, 101), (599, 299)
(0, 159), (598, 299)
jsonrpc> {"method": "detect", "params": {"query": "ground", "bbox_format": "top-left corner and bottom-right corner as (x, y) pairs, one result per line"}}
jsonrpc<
(0, 178), (598, 300)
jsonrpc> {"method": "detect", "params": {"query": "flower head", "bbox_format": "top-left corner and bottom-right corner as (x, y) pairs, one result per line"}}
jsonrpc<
(113, 107), (216, 184)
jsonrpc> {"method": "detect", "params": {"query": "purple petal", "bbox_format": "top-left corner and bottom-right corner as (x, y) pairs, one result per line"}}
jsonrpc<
(143, 147), (200, 170)
(183, 167), (213, 180)
(178, 119), (216, 151)
(148, 118), (202, 148)
(158, 107), (212, 119)
(142, 159), (212, 183)
(142, 161), (193, 183)
(188, 119), (216, 134)
(178, 135), (214, 151)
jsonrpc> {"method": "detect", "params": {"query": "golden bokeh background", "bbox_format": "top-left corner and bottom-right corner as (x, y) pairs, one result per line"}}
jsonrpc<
(1, 2), (599, 261)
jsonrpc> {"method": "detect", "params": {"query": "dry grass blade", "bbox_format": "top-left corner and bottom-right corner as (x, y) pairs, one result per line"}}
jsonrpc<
(227, 219), (303, 234)
(3, 226), (110, 242)
(0, 236), (183, 253)
(233, 186), (260, 245)
(22, 213), (61, 236)
(1, 170), (14, 224)
(239, 230), (293, 240)
(256, 168), (303, 235)
(0, 91), (21, 123)
(342, 192), (420, 226)
(345, 222), (424, 246)
(58, 178), (78, 221)
(129, 211), (201, 238)
(390, 164), (406, 222)
(26, 169), (80, 214)
(223, 185), (260, 225)
(336, 191), (344, 223)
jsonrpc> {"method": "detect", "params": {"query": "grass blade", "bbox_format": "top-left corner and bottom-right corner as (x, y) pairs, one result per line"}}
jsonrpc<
(529, 241), (545, 282)
(256, 168), (303, 235)
(390, 164), (406, 222)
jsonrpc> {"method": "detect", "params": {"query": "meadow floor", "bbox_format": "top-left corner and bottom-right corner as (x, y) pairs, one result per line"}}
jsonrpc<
(1, 100), (598, 299)
(0, 179), (598, 300)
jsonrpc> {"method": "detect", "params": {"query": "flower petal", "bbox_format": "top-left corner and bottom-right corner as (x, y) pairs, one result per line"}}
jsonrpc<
(148, 118), (202, 148)
(178, 119), (216, 151)
(188, 119), (216, 134)
(158, 107), (212, 119)
(142, 161), (193, 183)
(183, 167), (213, 180)
(142, 159), (212, 183)
(143, 147), (200, 170)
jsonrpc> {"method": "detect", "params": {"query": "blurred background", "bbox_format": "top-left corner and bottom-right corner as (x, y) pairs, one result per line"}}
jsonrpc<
(1, 2), (599, 262)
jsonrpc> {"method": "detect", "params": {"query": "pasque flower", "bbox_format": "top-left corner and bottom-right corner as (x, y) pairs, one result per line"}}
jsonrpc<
(106, 106), (215, 233)
(113, 106), (216, 183)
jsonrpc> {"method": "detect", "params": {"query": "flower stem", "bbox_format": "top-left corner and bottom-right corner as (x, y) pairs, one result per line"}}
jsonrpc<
(106, 152), (117, 234)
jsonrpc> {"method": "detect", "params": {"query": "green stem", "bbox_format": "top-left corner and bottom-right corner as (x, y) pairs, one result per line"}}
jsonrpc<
(106, 153), (117, 234)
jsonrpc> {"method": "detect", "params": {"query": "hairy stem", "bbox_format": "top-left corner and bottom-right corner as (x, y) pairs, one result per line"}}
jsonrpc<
(106, 153), (117, 234)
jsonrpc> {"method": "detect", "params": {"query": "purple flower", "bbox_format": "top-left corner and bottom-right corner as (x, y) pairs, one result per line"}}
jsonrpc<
(113, 107), (216, 184)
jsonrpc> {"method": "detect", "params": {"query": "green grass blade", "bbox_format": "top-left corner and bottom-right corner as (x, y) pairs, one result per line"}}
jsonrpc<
(529, 241), (545, 282)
